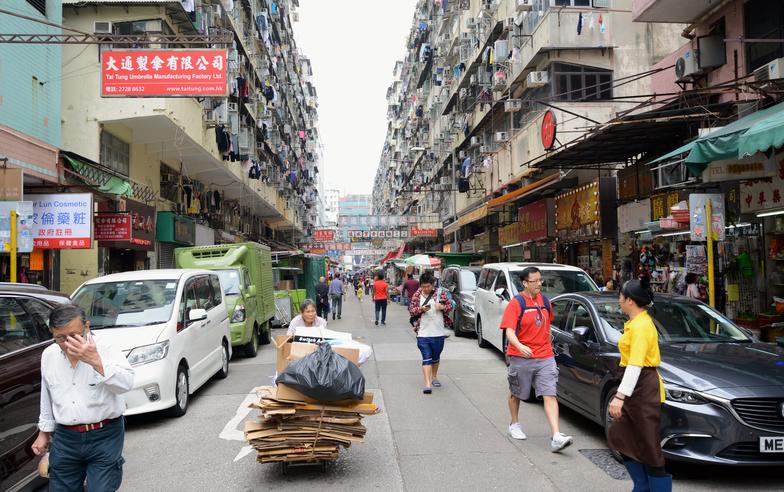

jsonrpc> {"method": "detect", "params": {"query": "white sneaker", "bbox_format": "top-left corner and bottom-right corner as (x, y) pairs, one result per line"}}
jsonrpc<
(550, 432), (574, 452)
(508, 423), (527, 440)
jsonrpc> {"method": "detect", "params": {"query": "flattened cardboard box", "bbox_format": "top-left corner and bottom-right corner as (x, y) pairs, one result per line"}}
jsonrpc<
(274, 335), (359, 374)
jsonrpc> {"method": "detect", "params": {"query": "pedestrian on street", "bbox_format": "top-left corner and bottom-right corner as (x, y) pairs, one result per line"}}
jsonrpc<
(287, 299), (328, 335)
(601, 278), (616, 292)
(685, 273), (706, 301)
(500, 266), (574, 452)
(403, 272), (419, 307)
(315, 276), (330, 319)
(607, 278), (671, 492)
(409, 271), (452, 394)
(356, 281), (364, 302)
(32, 304), (134, 491)
(329, 275), (344, 320)
(372, 271), (389, 325)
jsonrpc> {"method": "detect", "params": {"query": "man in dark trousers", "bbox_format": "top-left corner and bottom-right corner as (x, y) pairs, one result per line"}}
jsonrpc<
(315, 276), (330, 319)
(32, 304), (134, 491)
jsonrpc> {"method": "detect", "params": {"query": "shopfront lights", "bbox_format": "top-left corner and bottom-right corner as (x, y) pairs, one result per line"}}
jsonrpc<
(756, 209), (784, 218)
(658, 230), (690, 238)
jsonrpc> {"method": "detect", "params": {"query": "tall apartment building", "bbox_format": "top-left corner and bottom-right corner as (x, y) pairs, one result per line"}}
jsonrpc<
(373, 0), (681, 266)
(54, 0), (322, 292)
(324, 188), (340, 227)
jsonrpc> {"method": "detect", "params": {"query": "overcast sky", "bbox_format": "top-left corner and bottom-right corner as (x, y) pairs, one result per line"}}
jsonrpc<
(292, 0), (419, 196)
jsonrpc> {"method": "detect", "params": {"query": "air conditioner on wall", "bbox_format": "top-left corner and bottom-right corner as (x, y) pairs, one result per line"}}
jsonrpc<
(503, 17), (515, 32)
(675, 50), (700, 81)
(526, 71), (549, 88)
(458, 150), (466, 159)
(516, 0), (533, 11)
(204, 109), (216, 122)
(479, 145), (493, 155)
(469, 136), (480, 147)
(504, 99), (522, 112)
(94, 21), (112, 33)
(228, 102), (239, 112)
(495, 131), (509, 143)
(754, 57), (784, 82)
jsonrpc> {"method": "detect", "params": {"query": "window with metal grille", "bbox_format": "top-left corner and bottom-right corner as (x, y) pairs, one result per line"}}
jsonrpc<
(552, 62), (613, 101)
(25, 0), (46, 17)
(99, 131), (130, 176)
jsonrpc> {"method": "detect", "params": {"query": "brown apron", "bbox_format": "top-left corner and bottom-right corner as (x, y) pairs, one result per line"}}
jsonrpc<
(607, 367), (665, 467)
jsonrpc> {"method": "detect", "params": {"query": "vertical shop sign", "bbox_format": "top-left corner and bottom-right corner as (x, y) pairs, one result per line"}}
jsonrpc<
(689, 194), (725, 242)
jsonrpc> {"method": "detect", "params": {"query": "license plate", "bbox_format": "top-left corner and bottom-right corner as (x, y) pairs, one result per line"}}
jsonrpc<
(760, 437), (784, 453)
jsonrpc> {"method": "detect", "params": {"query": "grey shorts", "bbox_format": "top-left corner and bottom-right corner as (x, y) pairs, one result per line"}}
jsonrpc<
(507, 356), (558, 399)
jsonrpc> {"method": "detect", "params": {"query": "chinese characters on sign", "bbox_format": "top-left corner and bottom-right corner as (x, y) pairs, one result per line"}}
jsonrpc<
(101, 50), (228, 97)
(313, 229), (335, 242)
(323, 242), (351, 251)
(95, 214), (131, 241)
(28, 194), (93, 249)
(740, 155), (784, 214)
(347, 230), (410, 239)
(499, 223), (522, 246)
(518, 201), (548, 242)
(554, 182), (600, 240)
(410, 227), (439, 237)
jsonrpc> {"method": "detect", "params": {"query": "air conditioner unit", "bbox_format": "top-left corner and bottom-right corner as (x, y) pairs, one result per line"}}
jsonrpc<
(204, 109), (216, 122)
(94, 21), (112, 34)
(526, 71), (549, 88)
(466, 17), (477, 28)
(504, 99), (522, 112)
(470, 74), (477, 85)
(458, 150), (466, 159)
(459, 88), (468, 98)
(675, 50), (700, 81)
(495, 131), (509, 143)
(754, 57), (784, 83)
(461, 32), (472, 41)
(469, 136), (480, 147)
(479, 145), (494, 155)
(503, 17), (515, 32)
(228, 102), (239, 112)
(215, 103), (228, 124)
(516, 0), (533, 11)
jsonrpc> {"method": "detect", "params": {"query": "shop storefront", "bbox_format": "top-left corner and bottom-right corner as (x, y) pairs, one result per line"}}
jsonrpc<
(518, 199), (555, 263)
(96, 199), (155, 274)
(156, 211), (195, 268)
(499, 222), (523, 261)
(554, 178), (617, 282)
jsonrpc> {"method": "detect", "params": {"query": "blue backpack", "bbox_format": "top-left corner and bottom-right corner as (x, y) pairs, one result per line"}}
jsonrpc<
(513, 294), (552, 339)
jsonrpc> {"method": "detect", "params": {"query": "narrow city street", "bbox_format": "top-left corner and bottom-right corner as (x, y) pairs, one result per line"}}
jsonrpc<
(120, 295), (784, 492)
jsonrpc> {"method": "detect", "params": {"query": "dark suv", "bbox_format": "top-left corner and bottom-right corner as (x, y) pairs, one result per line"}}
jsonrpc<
(0, 287), (70, 491)
(440, 266), (481, 337)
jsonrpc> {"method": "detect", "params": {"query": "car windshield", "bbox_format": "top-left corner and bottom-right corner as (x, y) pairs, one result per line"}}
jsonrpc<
(460, 270), (479, 290)
(594, 298), (752, 344)
(72, 280), (179, 328)
(510, 270), (597, 297)
(216, 269), (241, 295)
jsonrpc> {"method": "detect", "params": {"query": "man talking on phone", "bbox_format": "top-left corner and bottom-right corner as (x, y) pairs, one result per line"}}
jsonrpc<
(32, 304), (134, 491)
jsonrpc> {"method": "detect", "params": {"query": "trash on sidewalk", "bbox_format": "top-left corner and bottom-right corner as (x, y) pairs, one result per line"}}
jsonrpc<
(276, 343), (365, 402)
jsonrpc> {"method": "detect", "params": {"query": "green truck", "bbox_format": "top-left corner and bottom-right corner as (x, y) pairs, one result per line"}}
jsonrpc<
(175, 242), (275, 357)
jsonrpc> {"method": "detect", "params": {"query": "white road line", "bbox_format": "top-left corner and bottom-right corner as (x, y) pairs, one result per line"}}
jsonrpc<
(219, 390), (258, 462)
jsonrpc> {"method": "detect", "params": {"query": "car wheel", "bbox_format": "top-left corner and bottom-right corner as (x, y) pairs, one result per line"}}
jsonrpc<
(260, 321), (271, 345)
(244, 325), (259, 358)
(216, 341), (230, 379)
(476, 318), (490, 348)
(603, 387), (623, 463)
(167, 365), (189, 418)
(453, 312), (466, 337)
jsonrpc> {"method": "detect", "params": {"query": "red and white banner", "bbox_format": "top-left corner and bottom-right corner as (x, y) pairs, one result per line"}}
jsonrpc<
(313, 229), (335, 242)
(410, 227), (440, 237)
(95, 213), (132, 241)
(101, 50), (228, 97)
(29, 194), (92, 249)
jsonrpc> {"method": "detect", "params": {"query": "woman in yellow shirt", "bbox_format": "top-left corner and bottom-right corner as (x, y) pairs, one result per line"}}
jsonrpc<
(607, 277), (671, 492)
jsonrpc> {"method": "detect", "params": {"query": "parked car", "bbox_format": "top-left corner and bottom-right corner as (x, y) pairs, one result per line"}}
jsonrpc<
(0, 288), (70, 492)
(71, 269), (231, 417)
(551, 291), (784, 466)
(440, 266), (481, 337)
(473, 262), (598, 351)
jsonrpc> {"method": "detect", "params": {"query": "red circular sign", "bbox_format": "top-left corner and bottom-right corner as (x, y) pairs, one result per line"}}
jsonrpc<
(541, 110), (557, 150)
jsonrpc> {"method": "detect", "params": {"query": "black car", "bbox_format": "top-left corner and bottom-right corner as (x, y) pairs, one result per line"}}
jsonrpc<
(440, 266), (481, 337)
(0, 288), (70, 491)
(550, 292), (784, 466)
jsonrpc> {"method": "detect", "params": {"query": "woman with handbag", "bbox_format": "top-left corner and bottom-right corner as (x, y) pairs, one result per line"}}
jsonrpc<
(607, 277), (672, 492)
(408, 271), (452, 394)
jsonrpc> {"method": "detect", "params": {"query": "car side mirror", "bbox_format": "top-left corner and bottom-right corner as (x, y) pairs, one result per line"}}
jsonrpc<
(247, 285), (257, 297)
(495, 288), (508, 300)
(572, 326), (590, 343)
(188, 308), (207, 322)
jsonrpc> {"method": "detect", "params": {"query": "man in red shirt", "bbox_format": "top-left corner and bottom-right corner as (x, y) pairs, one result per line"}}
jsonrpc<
(500, 266), (573, 452)
(372, 271), (389, 325)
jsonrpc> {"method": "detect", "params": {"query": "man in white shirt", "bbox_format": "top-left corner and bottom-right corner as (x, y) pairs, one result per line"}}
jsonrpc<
(31, 304), (134, 491)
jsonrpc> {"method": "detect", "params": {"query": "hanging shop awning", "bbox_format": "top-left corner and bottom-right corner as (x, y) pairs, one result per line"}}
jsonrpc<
(64, 155), (134, 197)
(487, 172), (561, 210)
(458, 204), (488, 227)
(650, 101), (784, 175)
(443, 220), (460, 236)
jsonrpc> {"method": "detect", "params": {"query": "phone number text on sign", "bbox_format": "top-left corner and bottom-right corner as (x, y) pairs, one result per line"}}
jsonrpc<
(101, 50), (228, 97)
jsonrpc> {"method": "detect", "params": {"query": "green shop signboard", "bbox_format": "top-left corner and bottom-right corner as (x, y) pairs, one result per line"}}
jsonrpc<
(156, 212), (194, 245)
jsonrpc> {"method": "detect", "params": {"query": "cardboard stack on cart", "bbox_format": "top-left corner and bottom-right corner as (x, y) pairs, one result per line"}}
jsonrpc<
(243, 336), (378, 465)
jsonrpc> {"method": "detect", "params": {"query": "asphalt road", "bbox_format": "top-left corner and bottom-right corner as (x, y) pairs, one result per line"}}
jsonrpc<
(120, 294), (784, 491)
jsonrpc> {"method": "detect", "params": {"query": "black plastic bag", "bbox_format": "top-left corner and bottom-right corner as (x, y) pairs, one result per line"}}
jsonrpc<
(275, 343), (365, 402)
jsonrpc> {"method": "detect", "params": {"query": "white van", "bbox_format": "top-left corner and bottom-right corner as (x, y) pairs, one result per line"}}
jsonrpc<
(71, 269), (231, 417)
(473, 263), (598, 353)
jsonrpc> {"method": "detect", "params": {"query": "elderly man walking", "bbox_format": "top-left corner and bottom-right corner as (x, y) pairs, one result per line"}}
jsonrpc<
(329, 275), (344, 320)
(32, 304), (134, 491)
(315, 276), (330, 319)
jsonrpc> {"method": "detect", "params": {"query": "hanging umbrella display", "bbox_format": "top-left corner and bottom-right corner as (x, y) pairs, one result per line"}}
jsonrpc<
(404, 254), (441, 268)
